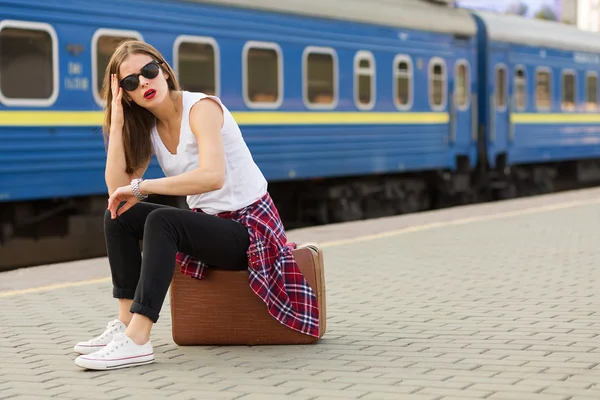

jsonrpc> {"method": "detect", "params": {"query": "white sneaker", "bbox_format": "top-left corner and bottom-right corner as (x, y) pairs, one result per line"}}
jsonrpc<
(74, 332), (154, 370)
(73, 319), (127, 355)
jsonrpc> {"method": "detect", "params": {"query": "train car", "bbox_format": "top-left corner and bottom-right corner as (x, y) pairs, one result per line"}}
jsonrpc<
(182, 0), (480, 221)
(0, 0), (479, 269)
(471, 11), (600, 197)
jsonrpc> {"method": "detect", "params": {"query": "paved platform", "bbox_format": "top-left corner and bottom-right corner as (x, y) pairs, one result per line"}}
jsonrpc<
(2, 188), (600, 400)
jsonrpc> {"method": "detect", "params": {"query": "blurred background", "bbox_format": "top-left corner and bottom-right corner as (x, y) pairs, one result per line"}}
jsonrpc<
(1, 0), (600, 272)
(455, 0), (600, 28)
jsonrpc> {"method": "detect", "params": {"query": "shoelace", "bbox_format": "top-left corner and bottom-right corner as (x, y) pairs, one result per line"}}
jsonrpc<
(97, 334), (127, 357)
(90, 324), (118, 344)
(106, 342), (125, 355)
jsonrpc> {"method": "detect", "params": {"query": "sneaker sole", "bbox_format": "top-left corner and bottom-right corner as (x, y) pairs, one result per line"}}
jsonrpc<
(75, 354), (155, 370)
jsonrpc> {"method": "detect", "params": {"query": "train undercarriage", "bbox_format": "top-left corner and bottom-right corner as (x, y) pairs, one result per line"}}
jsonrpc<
(2, 157), (600, 272)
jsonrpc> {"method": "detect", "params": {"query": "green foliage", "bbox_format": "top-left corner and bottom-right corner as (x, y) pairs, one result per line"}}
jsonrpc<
(534, 4), (558, 21)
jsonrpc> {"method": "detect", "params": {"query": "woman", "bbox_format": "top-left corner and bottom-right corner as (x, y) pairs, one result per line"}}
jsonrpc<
(73, 40), (319, 370)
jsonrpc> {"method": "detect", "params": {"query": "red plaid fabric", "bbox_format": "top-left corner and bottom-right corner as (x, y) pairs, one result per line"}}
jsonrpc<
(175, 192), (320, 338)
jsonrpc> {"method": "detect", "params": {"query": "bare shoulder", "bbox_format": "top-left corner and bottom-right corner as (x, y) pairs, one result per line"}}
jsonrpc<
(189, 96), (224, 131)
(187, 96), (226, 172)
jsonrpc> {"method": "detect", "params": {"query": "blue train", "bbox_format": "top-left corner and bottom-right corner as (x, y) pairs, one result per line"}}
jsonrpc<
(2, 0), (600, 268)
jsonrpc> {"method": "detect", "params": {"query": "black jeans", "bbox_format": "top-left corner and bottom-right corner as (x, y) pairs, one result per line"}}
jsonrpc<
(104, 202), (250, 323)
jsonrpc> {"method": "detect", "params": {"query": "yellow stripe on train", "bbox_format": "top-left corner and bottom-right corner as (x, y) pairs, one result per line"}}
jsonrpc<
(511, 113), (600, 124)
(233, 112), (449, 125)
(0, 111), (449, 126)
(3, 110), (600, 127)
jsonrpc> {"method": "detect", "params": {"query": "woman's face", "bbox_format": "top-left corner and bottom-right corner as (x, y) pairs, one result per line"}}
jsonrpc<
(118, 53), (170, 108)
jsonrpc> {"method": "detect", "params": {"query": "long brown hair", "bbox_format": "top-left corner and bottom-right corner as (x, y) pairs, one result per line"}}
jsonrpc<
(101, 40), (180, 174)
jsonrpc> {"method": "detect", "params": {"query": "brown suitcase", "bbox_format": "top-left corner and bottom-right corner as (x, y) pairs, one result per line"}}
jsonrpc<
(169, 243), (326, 346)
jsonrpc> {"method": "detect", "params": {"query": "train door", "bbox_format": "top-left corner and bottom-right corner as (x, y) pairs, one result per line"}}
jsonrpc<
(489, 52), (509, 164)
(452, 59), (472, 150)
(511, 66), (527, 147)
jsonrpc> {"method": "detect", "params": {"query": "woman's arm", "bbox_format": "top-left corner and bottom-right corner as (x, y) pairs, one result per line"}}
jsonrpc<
(105, 126), (132, 196)
(104, 74), (150, 196)
(139, 98), (226, 197)
(104, 126), (150, 196)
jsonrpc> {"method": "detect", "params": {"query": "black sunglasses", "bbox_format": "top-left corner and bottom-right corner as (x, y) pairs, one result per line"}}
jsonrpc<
(119, 60), (161, 92)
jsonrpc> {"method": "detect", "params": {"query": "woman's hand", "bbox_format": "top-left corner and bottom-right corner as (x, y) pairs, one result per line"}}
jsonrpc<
(111, 74), (125, 129)
(107, 184), (140, 219)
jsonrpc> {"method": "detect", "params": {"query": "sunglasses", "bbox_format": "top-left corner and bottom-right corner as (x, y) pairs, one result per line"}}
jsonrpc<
(119, 60), (162, 92)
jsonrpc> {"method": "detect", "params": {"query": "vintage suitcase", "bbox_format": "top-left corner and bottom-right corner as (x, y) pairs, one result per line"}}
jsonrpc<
(170, 243), (326, 346)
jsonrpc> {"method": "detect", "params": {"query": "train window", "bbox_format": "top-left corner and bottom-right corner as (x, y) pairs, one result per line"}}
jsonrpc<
(586, 72), (598, 111)
(561, 70), (576, 111)
(304, 46), (337, 108)
(355, 51), (375, 110)
(175, 36), (219, 96)
(394, 55), (412, 109)
(455, 60), (470, 109)
(495, 65), (507, 110)
(92, 28), (143, 106)
(514, 67), (526, 110)
(244, 41), (282, 107)
(429, 58), (446, 110)
(0, 21), (58, 106)
(535, 69), (551, 110)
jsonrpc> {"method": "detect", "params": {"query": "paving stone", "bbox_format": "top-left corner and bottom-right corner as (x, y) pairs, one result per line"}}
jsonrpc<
(290, 388), (369, 398)
(57, 392), (129, 400)
(235, 395), (315, 400)
(360, 395), (439, 400)
(541, 387), (600, 397)
(161, 391), (240, 400)
(2, 188), (600, 399)
(486, 393), (569, 400)
(415, 387), (494, 398)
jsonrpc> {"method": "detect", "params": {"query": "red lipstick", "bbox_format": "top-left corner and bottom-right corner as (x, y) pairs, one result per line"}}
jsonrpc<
(144, 89), (156, 100)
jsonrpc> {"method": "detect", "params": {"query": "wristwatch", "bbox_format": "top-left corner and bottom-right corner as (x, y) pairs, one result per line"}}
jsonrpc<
(130, 178), (148, 201)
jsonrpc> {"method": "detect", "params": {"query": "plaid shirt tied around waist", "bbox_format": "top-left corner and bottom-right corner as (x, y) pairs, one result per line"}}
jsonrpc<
(175, 192), (320, 338)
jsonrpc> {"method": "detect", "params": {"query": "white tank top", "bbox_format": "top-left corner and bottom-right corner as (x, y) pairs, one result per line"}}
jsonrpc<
(150, 91), (268, 215)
